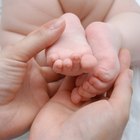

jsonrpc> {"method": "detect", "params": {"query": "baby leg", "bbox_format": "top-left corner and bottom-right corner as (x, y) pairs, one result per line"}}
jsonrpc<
(46, 13), (97, 76)
(71, 22), (121, 103)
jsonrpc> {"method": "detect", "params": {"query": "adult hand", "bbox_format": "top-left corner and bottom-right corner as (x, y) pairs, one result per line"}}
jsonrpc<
(0, 18), (65, 139)
(30, 48), (133, 140)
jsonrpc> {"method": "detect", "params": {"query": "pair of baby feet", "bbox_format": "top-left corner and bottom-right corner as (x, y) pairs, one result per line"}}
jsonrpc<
(46, 13), (120, 104)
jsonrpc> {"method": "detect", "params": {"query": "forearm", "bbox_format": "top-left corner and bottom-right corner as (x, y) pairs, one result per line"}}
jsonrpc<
(106, 12), (140, 65)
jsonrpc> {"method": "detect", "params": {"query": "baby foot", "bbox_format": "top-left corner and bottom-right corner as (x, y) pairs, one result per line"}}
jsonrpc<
(46, 13), (97, 76)
(71, 22), (121, 103)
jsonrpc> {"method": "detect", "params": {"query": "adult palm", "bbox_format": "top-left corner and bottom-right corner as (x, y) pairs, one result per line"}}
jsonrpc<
(30, 49), (132, 140)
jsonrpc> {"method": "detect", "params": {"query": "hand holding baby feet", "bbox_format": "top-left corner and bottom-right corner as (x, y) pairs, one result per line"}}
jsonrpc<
(71, 22), (122, 103)
(46, 13), (97, 76)
(0, 19), (65, 139)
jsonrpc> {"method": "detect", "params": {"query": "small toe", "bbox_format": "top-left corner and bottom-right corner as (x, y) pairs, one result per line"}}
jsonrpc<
(47, 54), (59, 66)
(82, 81), (97, 96)
(89, 76), (111, 92)
(63, 58), (73, 70)
(71, 53), (81, 63)
(81, 54), (97, 73)
(71, 88), (82, 104)
(76, 74), (88, 86)
(78, 86), (95, 99)
(53, 59), (63, 73)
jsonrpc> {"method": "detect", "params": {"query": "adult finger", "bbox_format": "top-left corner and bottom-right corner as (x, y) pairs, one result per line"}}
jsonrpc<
(107, 48), (131, 98)
(119, 48), (131, 72)
(109, 69), (133, 122)
(41, 67), (64, 82)
(109, 48), (132, 100)
(58, 76), (76, 92)
(52, 76), (80, 110)
(109, 48), (133, 118)
(3, 18), (65, 62)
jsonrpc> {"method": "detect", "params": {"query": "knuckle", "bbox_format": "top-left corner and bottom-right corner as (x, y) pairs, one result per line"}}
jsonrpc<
(34, 27), (46, 38)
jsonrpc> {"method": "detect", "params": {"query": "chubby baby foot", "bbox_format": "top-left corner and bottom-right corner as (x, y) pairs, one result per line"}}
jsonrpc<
(71, 22), (121, 103)
(46, 13), (97, 76)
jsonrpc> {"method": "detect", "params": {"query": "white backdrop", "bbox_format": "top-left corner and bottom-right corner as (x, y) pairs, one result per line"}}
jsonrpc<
(0, 0), (140, 140)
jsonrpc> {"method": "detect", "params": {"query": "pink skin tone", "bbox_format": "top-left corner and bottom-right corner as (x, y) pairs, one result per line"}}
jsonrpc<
(46, 13), (120, 103)
(29, 48), (132, 140)
(0, 18), (66, 139)
(2, 1), (140, 106)
(71, 22), (121, 103)
(46, 13), (97, 76)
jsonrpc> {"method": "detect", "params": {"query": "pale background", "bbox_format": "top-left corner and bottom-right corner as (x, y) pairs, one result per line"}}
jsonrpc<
(0, 0), (140, 140)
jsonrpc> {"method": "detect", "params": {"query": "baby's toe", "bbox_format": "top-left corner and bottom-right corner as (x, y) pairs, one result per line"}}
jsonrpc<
(47, 54), (58, 66)
(71, 88), (82, 104)
(88, 76), (111, 92)
(63, 58), (73, 72)
(53, 59), (63, 73)
(81, 54), (97, 72)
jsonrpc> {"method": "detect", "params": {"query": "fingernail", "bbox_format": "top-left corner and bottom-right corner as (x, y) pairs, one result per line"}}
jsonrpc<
(49, 18), (65, 30)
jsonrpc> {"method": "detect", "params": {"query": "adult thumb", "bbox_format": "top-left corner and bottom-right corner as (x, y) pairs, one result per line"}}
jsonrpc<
(119, 48), (131, 72)
(3, 18), (65, 62)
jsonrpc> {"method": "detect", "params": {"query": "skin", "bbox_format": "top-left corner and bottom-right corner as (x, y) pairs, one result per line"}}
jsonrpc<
(0, 18), (65, 139)
(30, 48), (133, 140)
(1, 0), (140, 104)
(46, 13), (97, 76)
(71, 21), (121, 103)
(0, 0), (138, 138)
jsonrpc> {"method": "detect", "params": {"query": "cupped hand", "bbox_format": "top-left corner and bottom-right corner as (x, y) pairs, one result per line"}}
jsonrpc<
(30, 48), (133, 140)
(0, 18), (65, 139)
